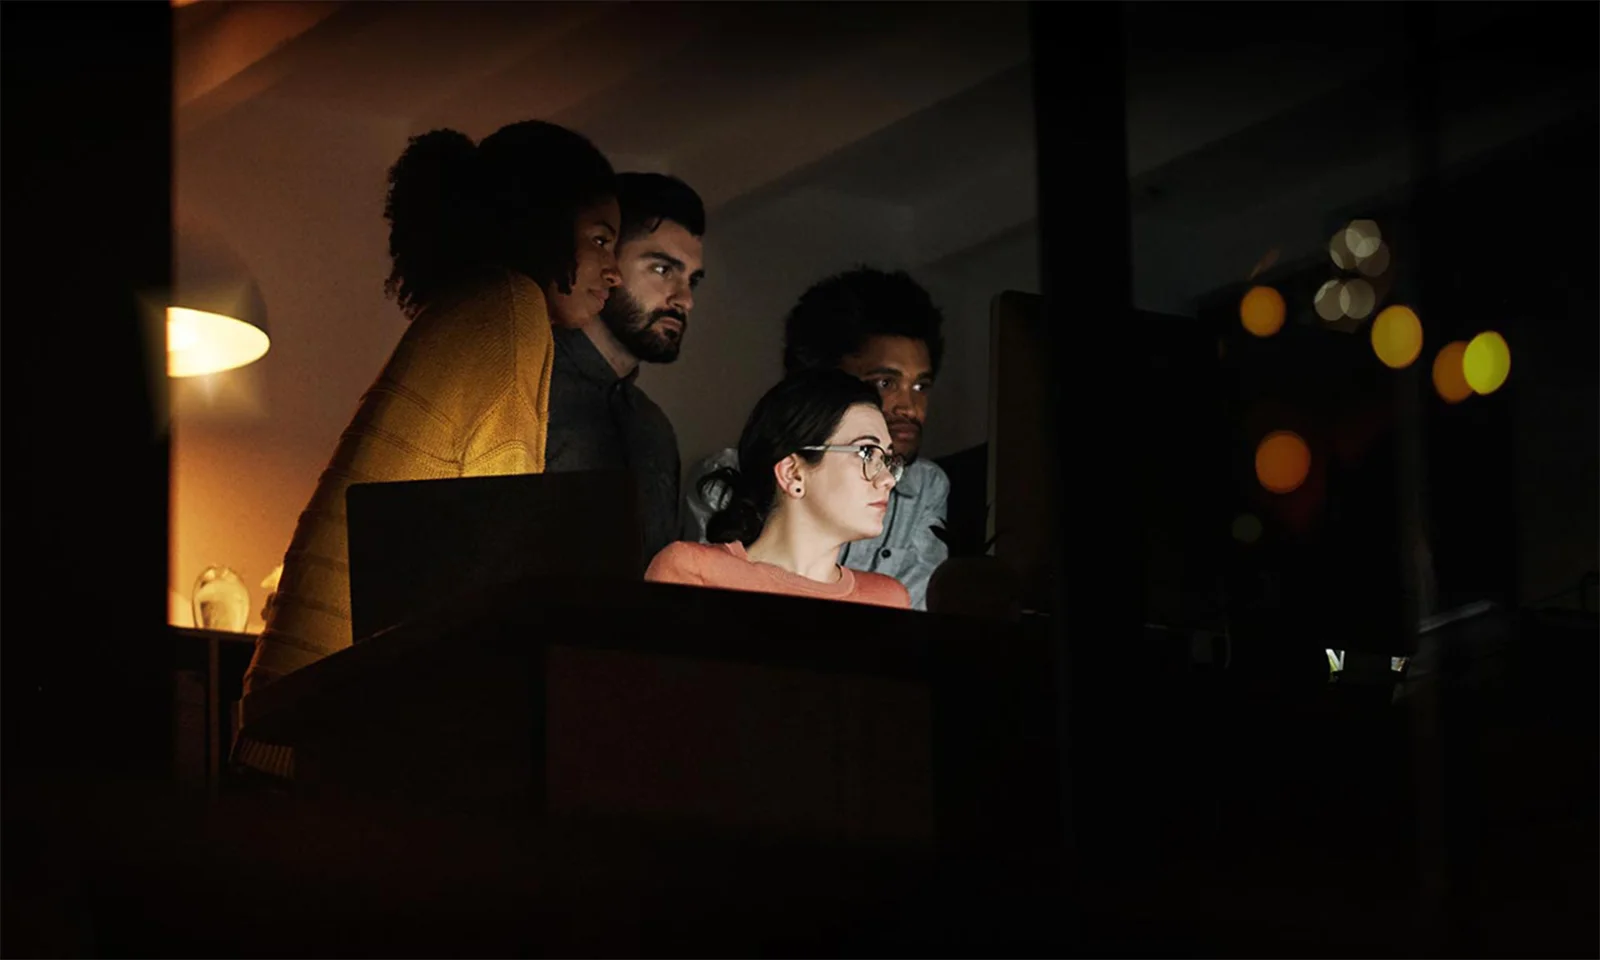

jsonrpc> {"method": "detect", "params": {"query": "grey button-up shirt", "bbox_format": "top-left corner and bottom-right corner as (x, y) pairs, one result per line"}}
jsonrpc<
(546, 327), (680, 568)
(680, 447), (951, 611)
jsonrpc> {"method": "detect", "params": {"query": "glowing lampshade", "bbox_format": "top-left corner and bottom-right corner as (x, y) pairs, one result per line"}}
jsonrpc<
(169, 215), (269, 378)
(1431, 341), (1472, 403)
(168, 307), (269, 378)
(1239, 285), (1285, 337)
(1371, 305), (1422, 369)
(1463, 331), (1511, 395)
(1255, 430), (1310, 495)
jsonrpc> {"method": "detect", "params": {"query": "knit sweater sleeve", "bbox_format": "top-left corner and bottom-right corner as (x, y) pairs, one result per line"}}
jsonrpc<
(240, 272), (553, 703)
(459, 277), (555, 476)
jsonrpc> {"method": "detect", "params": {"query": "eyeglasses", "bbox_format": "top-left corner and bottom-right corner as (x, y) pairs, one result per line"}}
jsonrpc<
(798, 444), (906, 483)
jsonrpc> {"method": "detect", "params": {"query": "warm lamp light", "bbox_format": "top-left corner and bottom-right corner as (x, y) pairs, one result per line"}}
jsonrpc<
(169, 216), (269, 378)
(168, 307), (270, 378)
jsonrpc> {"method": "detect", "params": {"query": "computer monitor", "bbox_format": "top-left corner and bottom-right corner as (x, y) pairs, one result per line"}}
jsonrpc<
(987, 290), (1229, 627)
(345, 470), (642, 642)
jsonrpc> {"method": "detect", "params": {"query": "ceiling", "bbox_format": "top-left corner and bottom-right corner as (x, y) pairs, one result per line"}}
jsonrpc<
(174, 0), (1595, 311)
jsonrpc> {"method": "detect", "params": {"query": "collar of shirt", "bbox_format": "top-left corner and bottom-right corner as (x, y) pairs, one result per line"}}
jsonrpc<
(891, 459), (937, 501)
(553, 325), (640, 391)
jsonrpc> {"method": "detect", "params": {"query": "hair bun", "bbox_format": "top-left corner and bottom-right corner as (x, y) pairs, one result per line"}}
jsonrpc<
(706, 494), (764, 547)
(701, 466), (766, 546)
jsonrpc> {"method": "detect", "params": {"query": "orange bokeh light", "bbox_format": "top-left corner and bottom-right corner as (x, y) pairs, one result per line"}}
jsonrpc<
(1431, 341), (1472, 403)
(1255, 430), (1311, 495)
(1239, 285), (1285, 337)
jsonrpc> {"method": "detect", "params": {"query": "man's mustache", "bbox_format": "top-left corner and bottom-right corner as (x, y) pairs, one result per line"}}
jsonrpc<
(886, 417), (921, 434)
(647, 309), (687, 332)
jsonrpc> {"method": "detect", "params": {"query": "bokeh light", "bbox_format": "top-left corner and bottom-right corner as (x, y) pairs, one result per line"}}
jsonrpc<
(1231, 513), (1263, 544)
(1255, 430), (1311, 495)
(1463, 331), (1511, 395)
(1314, 279), (1346, 322)
(1328, 230), (1356, 270)
(1371, 305), (1423, 369)
(1345, 219), (1382, 259)
(1338, 278), (1376, 320)
(1431, 341), (1472, 403)
(1239, 285), (1285, 337)
(1356, 241), (1391, 278)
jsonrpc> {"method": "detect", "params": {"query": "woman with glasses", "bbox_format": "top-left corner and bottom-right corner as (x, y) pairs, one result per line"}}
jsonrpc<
(646, 369), (911, 608)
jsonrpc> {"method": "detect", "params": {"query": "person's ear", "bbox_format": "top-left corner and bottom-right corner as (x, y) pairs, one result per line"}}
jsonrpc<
(773, 454), (806, 499)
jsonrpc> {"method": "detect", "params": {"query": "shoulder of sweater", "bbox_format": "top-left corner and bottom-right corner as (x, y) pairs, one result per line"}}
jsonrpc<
(856, 570), (913, 608)
(409, 268), (547, 346)
(649, 540), (720, 577)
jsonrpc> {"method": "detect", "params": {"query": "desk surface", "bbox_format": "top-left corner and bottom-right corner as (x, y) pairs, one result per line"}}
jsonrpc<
(241, 575), (1032, 743)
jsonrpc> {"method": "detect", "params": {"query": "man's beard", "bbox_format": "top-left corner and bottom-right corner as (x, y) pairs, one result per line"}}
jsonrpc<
(600, 287), (686, 364)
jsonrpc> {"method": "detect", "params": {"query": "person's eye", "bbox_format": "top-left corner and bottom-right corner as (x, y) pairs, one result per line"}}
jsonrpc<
(653, 263), (669, 276)
(913, 382), (933, 393)
(873, 378), (893, 391)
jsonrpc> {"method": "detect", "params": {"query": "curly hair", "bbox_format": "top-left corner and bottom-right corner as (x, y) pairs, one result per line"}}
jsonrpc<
(781, 266), (946, 377)
(383, 121), (616, 319)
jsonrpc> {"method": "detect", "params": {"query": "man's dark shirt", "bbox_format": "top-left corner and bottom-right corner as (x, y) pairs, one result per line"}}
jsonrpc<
(545, 326), (680, 569)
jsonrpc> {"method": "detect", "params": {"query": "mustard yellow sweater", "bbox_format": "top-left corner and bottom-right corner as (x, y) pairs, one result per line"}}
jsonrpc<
(235, 270), (554, 775)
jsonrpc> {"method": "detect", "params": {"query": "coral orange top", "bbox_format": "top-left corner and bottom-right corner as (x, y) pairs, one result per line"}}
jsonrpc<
(646, 540), (911, 609)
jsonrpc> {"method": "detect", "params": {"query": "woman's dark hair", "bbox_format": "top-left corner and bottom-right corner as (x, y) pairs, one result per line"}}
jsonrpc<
(383, 120), (616, 319)
(781, 266), (946, 377)
(703, 369), (884, 546)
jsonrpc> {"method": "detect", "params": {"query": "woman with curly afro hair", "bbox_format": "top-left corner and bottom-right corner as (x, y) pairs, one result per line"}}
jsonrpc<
(237, 121), (620, 779)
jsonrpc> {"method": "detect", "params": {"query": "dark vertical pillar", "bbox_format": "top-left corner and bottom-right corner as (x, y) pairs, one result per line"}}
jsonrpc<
(1029, 0), (1146, 924)
(1397, 3), (1461, 955)
(1, 4), (174, 781)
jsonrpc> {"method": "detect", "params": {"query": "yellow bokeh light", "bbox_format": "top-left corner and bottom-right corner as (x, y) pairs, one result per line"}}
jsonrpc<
(1371, 305), (1423, 369)
(1431, 341), (1472, 403)
(1255, 430), (1310, 495)
(1463, 331), (1511, 395)
(1239, 285), (1285, 337)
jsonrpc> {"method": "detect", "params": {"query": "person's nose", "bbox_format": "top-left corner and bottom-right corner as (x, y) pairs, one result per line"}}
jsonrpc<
(599, 250), (621, 288)
(887, 386), (916, 418)
(669, 278), (694, 314)
(874, 467), (898, 491)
